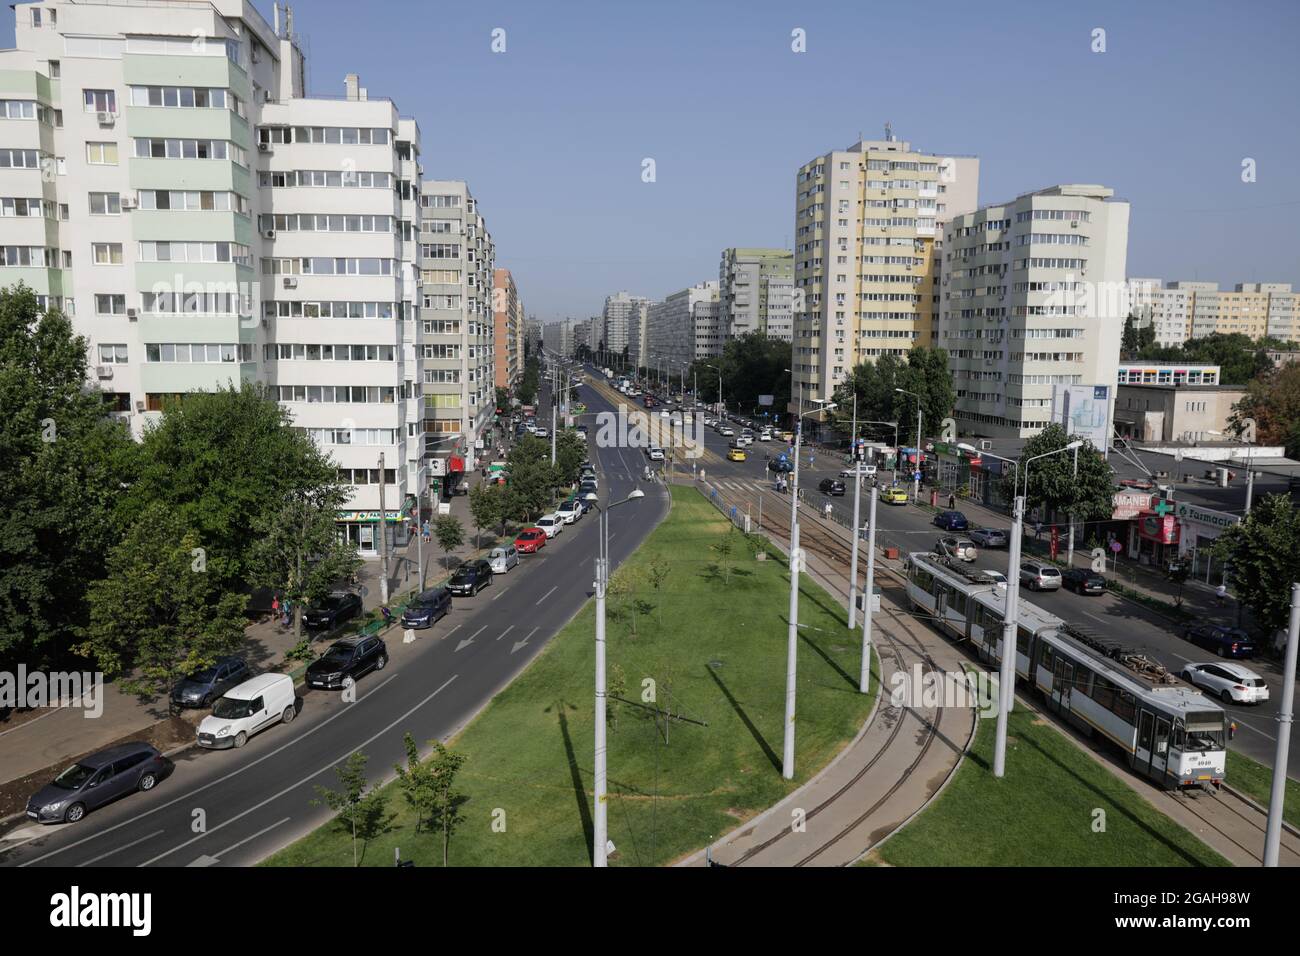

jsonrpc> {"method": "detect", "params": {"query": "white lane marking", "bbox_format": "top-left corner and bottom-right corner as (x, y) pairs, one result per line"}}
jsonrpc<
(210, 815), (292, 861)
(496, 624), (516, 642)
(18, 670), (401, 867)
(456, 625), (489, 652)
(512, 626), (541, 655)
(535, 586), (558, 605)
(76, 829), (165, 867)
(135, 675), (459, 867)
(491, 587), (509, 601)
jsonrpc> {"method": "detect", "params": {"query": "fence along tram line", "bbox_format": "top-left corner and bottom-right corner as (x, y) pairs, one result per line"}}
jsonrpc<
(905, 550), (1229, 792)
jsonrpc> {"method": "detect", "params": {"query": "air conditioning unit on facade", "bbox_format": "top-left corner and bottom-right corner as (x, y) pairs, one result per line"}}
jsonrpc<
(282, 277), (297, 289)
(262, 228), (275, 239)
(96, 111), (115, 126)
(979, 440), (992, 451)
(95, 365), (113, 378)
(135, 400), (145, 412)
(258, 142), (271, 152)
(121, 197), (137, 211)
(126, 308), (138, 320)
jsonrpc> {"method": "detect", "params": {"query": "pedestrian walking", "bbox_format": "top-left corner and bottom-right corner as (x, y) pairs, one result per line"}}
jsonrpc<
(271, 594), (280, 618)
(381, 605), (393, 627)
(1216, 583), (1227, 607)
(824, 502), (833, 520)
(280, 599), (291, 628)
(1229, 720), (1238, 741)
(1034, 520), (1043, 541)
(947, 492), (956, 510)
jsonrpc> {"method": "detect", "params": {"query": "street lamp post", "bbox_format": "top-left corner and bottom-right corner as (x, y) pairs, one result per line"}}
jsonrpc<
(585, 488), (645, 868)
(895, 388), (923, 502)
(705, 363), (724, 417)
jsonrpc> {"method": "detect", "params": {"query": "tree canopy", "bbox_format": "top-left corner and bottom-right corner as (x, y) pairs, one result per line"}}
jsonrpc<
(1214, 494), (1300, 637)
(997, 423), (1115, 524)
(829, 347), (955, 447)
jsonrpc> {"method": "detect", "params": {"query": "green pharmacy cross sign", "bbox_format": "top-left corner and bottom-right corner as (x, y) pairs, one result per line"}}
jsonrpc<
(1154, 498), (1174, 517)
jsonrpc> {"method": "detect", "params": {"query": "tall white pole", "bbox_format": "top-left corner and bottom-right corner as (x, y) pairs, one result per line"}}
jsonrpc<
(860, 485), (878, 693)
(1263, 582), (1299, 866)
(913, 404), (922, 503)
(993, 494), (1025, 778)
(848, 396), (860, 629)
(783, 395), (803, 780)
(1067, 447), (1078, 567)
(377, 452), (391, 605)
(593, 506), (608, 867)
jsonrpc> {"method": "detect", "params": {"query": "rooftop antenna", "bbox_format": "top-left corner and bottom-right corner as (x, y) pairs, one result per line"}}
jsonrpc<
(884, 121), (894, 142)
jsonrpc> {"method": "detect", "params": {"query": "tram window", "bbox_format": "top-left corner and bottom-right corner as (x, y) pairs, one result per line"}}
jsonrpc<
(1073, 663), (1093, 694)
(1137, 712), (1154, 750)
(1172, 723), (1185, 750)
(1114, 692), (1136, 723)
(913, 567), (933, 590)
(1153, 719), (1170, 755)
(1038, 643), (1054, 669)
(952, 593), (967, 616)
(1092, 676), (1116, 711)
(1015, 628), (1030, 654)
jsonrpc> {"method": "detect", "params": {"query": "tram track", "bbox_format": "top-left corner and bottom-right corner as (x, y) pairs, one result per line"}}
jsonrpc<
(1167, 785), (1300, 866)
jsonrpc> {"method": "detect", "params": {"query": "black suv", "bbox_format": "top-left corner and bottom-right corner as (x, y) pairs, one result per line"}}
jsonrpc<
(1182, 623), (1256, 659)
(306, 635), (389, 689)
(1062, 568), (1107, 595)
(401, 587), (452, 629)
(819, 478), (846, 496)
(448, 559), (494, 596)
(303, 591), (363, 630)
(170, 655), (251, 708)
(26, 743), (169, 824)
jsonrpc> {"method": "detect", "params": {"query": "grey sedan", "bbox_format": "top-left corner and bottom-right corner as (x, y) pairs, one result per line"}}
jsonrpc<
(969, 527), (1008, 548)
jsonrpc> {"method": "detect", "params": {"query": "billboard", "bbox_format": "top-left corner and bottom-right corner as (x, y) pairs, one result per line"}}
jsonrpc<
(1052, 384), (1111, 449)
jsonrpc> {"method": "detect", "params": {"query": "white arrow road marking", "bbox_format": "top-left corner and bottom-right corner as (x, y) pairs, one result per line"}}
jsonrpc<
(535, 586), (557, 605)
(496, 624), (515, 642)
(456, 625), (488, 652)
(512, 627), (540, 655)
(135, 676), (459, 867)
(77, 829), (165, 867)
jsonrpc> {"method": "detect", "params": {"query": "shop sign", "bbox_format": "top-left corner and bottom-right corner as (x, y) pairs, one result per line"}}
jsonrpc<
(1175, 501), (1240, 530)
(1112, 491), (1153, 520)
(337, 510), (407, 523)
(1138, 513), (1179, 545)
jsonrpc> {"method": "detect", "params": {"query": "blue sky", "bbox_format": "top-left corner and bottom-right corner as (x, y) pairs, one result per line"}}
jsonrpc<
(10, 0), (1299, 319)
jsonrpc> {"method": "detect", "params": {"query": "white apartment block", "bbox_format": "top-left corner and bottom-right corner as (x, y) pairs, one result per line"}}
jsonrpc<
(419, 180), (495, 472)
(643, 280), (719, 375)
(718, 247), (793, 342)
(626, 300), (649, 372)
(492, 267), (522, 392)
(1129, 278), (1194, 347)
(791, 131), (979, 413)
(541, 317), (574, 357)
(940, 184), (1131, 439)
(1129, 279), (1298, 346)
(0, 0), (427, 556)
(601, 289), (648, 355)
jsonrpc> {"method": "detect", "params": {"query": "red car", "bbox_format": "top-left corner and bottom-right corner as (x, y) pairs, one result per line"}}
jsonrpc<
(515, 528), (547, 554)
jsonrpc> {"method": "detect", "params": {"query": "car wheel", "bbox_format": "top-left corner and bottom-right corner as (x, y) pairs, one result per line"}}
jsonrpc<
(376, 654), (388, 670)
(1215, 646), (1225, 658)
(200, 693), (211, 708)
(1220, 689), (1233, 704)
(233, 731), (248, 748)
(281, 705), (296, 724)
(139, 772), (157, 792)
(64, 802), (86, 823)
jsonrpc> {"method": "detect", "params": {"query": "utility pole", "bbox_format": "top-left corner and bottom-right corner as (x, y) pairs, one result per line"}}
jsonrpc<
(593, 508), (609, 867)
(1264, 582), (1299, 867)
(1067, 445), (1078, 566)
(860, 485), (878, 694)
(993, 494), (1025, 778)
(377, 452), (391, 605)
(848, 394), (860, 629)
(550, 365), (557, 465)
(783, 406), (802, 780)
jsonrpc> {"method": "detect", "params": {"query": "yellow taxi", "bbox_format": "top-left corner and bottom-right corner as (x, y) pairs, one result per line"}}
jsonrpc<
(779, 430), (794, 442)
(727, 446), (747, 462)
(882, 486), (910, 505)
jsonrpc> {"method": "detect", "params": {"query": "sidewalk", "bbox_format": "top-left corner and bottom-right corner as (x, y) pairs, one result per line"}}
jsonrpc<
(0, 473), (492, 795)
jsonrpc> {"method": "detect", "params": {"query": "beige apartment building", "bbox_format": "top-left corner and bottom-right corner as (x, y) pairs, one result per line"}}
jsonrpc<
(940, 184), (1130, 439)
(1132, 280), (1299, 345)
(791, 130), (979, 412)
(718, 247), (793, 342)
(492, 267), (521, 392)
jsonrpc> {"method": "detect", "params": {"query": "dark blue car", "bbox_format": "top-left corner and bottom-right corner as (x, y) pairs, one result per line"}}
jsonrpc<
(933, 510), (969, 532)
(1182, 623), (1256, 659)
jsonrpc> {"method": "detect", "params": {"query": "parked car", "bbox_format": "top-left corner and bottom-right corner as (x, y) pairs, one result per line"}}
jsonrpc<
(936, 537), (978, 562)
(489, 544), (519, 574)
(647, 446), (665, 461)
(303, 591), (363, 630)
(535, 513), (564, 538)
(1062, 568), (1106, 595)
(197, 674), (297, 749)
(401, 587), (452, 629)
(882, 487), (910, 505)
(1182, 623), (1256, 659)
(170, 655), (250, 709)
(819, 478), (846, 496)
(968, 527), (1008, 549)
(449, 559), (495, 597)
(727, 447), (747, 462)
(933, 510), (969, 532)
(1019, 561), (1062, 591)
(555, 499), (582, 524)
(514, 528), (548, 554)
(1181, 662), (1270, 704)
(26, 743), (169, 824)
(306, 636), (388, 691)
(978, 569), (1008, 587)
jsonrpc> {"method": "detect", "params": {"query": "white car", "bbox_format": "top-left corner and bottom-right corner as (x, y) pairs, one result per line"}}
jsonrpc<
(555, 500), (582, 524)
(759, 430), (773, 441)
(535, 514), (564, 538)
(647, 446), (665, 461)
(534, 427), (550, 439)
(736, 435), (753, 447)
(489, 545), (519, 573)
(198, 674), (296, 750)
(978, 569), (1008, 587)
(720, 427), (735, 437)
(1181, 662), (1270, 705)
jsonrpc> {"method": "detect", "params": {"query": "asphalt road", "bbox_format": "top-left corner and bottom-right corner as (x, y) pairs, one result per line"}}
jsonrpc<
(0, 378), (668, 867)
(674, 406), (1299, 779)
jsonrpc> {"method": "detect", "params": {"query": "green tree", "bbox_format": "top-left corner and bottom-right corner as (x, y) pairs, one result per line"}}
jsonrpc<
(997, 423), (1115, 527)
(0, 285), (137, 668)
(1230, 362), (1300, 459)
(426, 741), (467, 867)
(1133, 332), (1290, 386)
(312, 751), (389, 867)
(1214, 494), (1300, 638)
(78, 501), (248, 701)
(553, 428), (587, 487)
(122, 382), (342, 595)
(1121, 313), (1155, 357)
(393, 732), (437, 833)
(433, 515), (465, 570)
(829, 346), (953, 447)
(468, 483), (501, 548)
(647, 557), (671, 624)
(503, 435), (558, 521)
(249, 484), (361, 643)
(494, 386), (510, 412)
(712, 529), (736, 584)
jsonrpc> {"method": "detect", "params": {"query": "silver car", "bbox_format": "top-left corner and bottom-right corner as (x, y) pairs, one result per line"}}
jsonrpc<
(1019, 561), (1062, 591)
(489, 545), (519, 573)
(937, 537), (978, 562)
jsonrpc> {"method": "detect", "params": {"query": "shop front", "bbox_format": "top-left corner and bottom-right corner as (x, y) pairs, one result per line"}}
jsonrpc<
(1128, 510), (1180, 567)
(1173, 501), (1241, 584)
(337, 510), (411, 557)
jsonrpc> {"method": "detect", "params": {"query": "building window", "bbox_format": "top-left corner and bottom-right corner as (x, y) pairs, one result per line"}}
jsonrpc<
(83, 89), (117, 114)
(88, 192), (121, 215)
(86, 142), (119, 165)
(92, 243), (123, 265)
(97, 344), (129, 364)
(94, 294), (128, 315)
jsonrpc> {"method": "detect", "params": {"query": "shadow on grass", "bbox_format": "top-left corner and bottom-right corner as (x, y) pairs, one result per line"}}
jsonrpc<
(546, 699), (593, 865)
(706, 664), (780, 774)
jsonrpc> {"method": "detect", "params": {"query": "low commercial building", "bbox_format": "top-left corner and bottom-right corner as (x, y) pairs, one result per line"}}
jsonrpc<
(1113, 382), (1247, 444)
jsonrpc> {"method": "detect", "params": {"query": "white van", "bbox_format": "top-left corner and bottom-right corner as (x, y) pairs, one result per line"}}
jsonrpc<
(197, 673), (297, 750)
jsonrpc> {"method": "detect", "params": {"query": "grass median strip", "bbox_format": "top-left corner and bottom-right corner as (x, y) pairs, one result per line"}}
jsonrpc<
(265, 484), (878, 867)
(1225, 749), (1300, 832)
(874, 708), (1229, 866)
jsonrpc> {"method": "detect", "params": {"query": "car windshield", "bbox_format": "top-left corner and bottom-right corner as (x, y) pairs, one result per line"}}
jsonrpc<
(414, 591), (443, 607)
(211, 696), (255, 719)
(186, 664), (220, 682)
(322, 645), (354, 662)
(51, 762), (96, 790)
